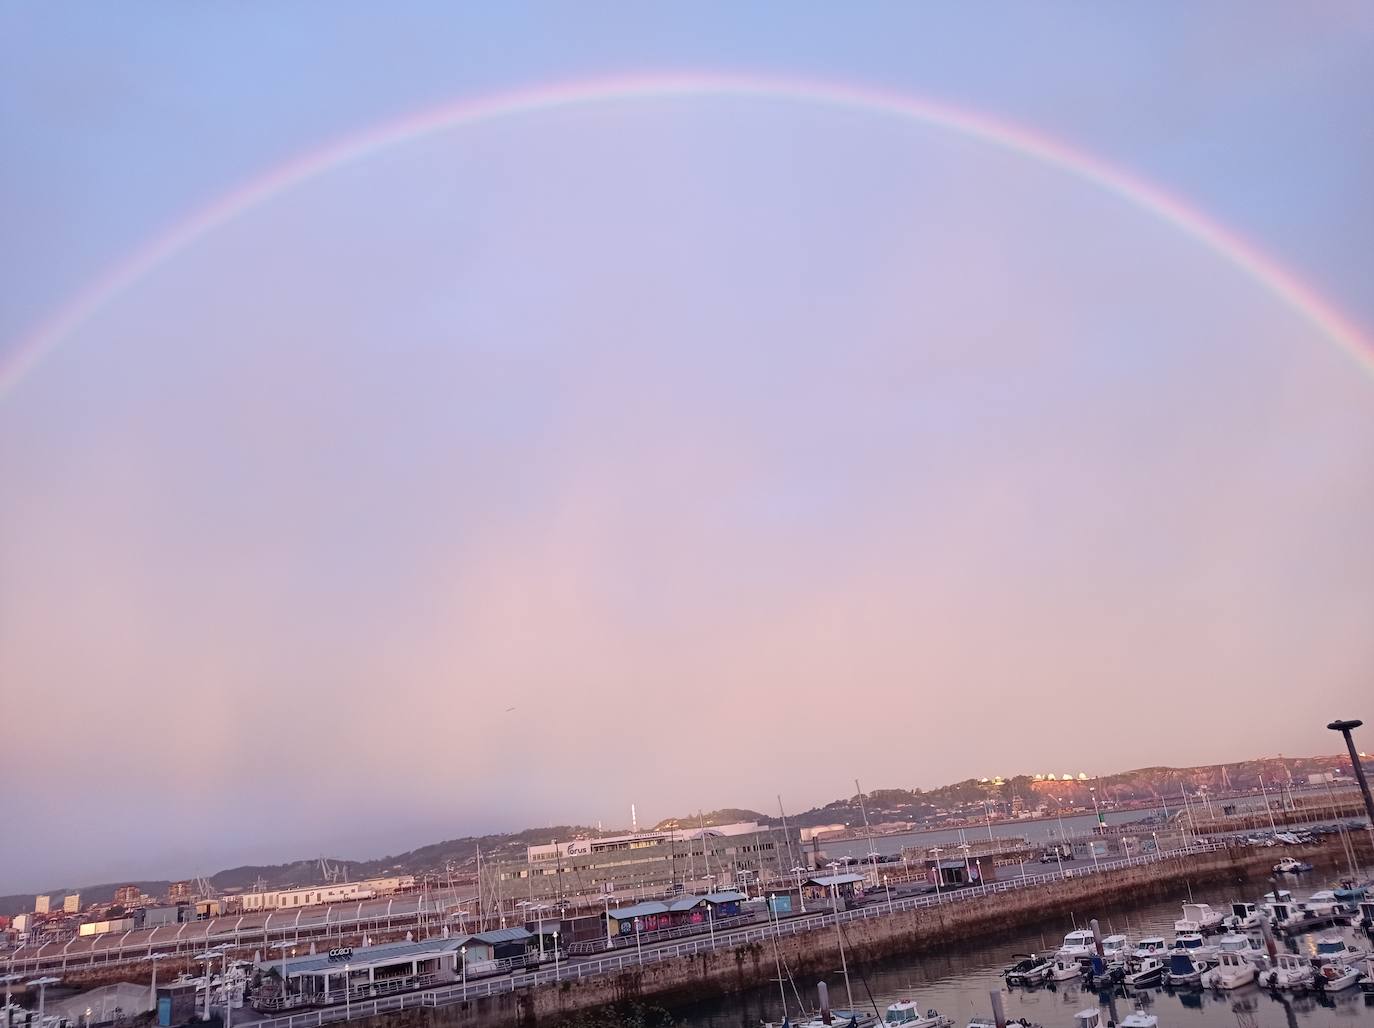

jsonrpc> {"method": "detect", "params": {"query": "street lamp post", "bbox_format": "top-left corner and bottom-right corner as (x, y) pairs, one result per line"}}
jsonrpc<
(3, 973), (26, 1028)
(975, 858), (983, 892)
(148, 952), (168, 1016)
(882, 876), (892, 914)
(195, 951), (219, 1022)
(1328, 720), (1374, 829)
(552, 931), (560, 981)
(634, 918), (644, 967)
(791, 867), (807, 913)
(460, 946), (467, 1000)
(602, 893), (614, 951)
(29, 977), (61, 1028)
(85, 1007), (92, 1028)
(707, 902), (715, 948)
(343, 964), (350, 1021)
(929, 847), (943, 902)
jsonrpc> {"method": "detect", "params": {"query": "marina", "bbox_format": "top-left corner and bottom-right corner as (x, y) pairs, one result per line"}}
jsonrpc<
(674, 880), (1374, 1028)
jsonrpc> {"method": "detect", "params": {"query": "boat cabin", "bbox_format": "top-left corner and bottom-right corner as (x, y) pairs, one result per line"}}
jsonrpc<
(1313, 936), (1362, 960)
(1100, 935), (1128, 958)
(1060, 930), (1096, 955)
(1133, 937), (1167, 956)
(1172, 934), (1206, 952)
(1073, 1009), (1101, 1028)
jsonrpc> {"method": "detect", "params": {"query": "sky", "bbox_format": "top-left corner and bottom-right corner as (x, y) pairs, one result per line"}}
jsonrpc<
(2, 5), (1373, 895)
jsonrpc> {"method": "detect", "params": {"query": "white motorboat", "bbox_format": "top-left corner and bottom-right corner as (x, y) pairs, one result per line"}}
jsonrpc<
(1166, 952), (1207, 986)
(1170, 933), (1209, 957)
(1259, 889), (1293, 917)
(1131, 937), (1169, 960)
(1224, 902), (1261, 930)
(1052, 957), (1084, 981)
(1057, 930), (1097, 959)
(1003, 953), (1053, 986)
(1311, 935), (1367, 962)
(1258, 953), (1313, 991)
(1301, 891), (1345, 917)
(1200, 951), (1256, 990)
(1211, 933), (1264, 965)
(1119, 1012), (1157, 1028)
(1310, 962), (1362, 992)
(1123, 957), (1165, 988)
(1099, 935), (1129, 965)
(882, 1000), (952, 1028)
(1174, 903), (1224, 934)
(1072, 1011), (1101, 1028)
(1272, 857), (1312, 874)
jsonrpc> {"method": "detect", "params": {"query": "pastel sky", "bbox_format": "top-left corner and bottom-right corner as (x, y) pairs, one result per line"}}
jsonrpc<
(2, 5), (1373, 894)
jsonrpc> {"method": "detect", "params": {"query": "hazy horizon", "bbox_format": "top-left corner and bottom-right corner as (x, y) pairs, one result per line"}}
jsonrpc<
(3, 6), (1372, 896)
(0, 747), (1357, 896)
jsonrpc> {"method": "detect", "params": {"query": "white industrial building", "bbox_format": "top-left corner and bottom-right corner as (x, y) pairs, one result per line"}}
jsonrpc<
(236, 875), (415, 912)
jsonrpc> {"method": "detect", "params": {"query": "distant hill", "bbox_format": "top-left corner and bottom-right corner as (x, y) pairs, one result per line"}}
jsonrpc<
(653, 809), (769, 830)
(5, 752), (1356, 917)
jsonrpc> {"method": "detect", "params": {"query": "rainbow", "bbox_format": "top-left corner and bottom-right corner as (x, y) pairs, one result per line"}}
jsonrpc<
(4, 71), (1372, 397)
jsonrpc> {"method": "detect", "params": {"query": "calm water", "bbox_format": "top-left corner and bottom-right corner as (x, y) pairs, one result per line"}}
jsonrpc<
(671, 877), (1374, 1028)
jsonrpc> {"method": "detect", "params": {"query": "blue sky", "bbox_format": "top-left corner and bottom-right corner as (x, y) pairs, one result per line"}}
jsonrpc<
(1, 5), (1372, 893)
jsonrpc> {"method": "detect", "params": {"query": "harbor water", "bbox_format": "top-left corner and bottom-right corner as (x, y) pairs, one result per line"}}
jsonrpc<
(670, 877), (1373, 1028)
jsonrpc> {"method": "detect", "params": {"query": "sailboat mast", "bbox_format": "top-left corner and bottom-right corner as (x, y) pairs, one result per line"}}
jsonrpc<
(831, 884), (854, 1011)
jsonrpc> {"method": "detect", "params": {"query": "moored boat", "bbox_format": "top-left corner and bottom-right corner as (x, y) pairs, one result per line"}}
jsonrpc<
(1131, 937), (1168, 961)
(1057, 930), (1096, 959)
(1199, 951), (1256, 990)
(1003, 954), (1053, 986)
(1257, 953), (1312, 991)
(1123, 957), (1165, 988)
(1051, 957), (1083, 981)
(1273, 858), (1312, 874)
(1099, 935), (1129, 965)
(1118, 1012), (1158, 1028)
(1173, 903), (1224, 934)
(1309, 961), (1362, 992)
(882, 1000), (952, 1028)
(1166, 952), (1207, 986)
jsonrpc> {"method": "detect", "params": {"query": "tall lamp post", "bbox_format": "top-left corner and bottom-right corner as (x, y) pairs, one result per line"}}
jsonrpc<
(3, 973), (25, 1028)
(1328, 720), (1374, 828)
(602, 893), (614, 951)
(790, 867), (808, 913)
(929, 847), (943, 902)
(460, 946), (467, 1000)
(29, 978), (61, 1028)
(148, 952), (168, 1016)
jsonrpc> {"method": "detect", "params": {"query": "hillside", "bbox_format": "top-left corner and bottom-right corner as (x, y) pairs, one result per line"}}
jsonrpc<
(4, 752), (1356, 918)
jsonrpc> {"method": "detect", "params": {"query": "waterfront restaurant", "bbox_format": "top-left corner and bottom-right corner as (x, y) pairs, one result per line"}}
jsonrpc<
(261, 939), (463, 1008)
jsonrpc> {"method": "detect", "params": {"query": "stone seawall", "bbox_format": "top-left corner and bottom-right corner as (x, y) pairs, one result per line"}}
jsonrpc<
(325, 838), (1365, 1028)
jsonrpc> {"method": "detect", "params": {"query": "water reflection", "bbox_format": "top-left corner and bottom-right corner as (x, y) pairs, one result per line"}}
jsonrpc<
(671, 880), (1370, 1028)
